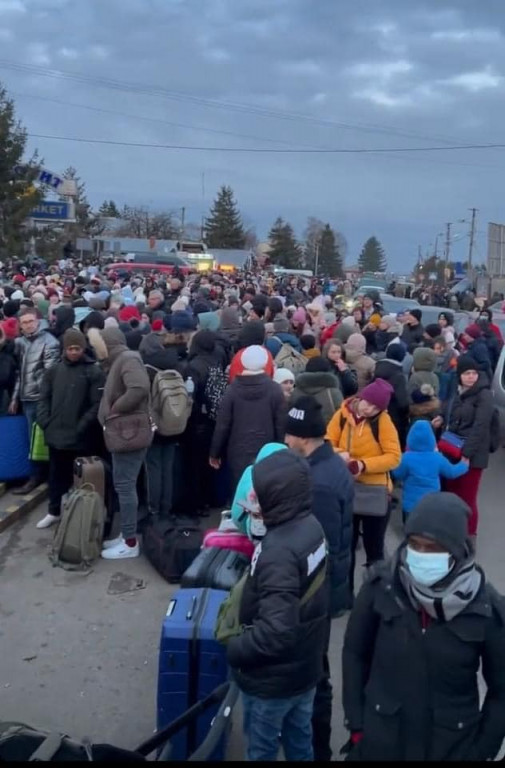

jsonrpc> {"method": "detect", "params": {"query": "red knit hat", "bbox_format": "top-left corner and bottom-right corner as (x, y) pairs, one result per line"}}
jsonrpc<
(13, 274), (26, 284)
(151, 318), (163, 332)
(118, 305), (141, 323)
(1, 317), (19, 340)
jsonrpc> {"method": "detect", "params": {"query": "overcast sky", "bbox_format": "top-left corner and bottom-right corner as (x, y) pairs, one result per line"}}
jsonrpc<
(1, 0), (505, 270)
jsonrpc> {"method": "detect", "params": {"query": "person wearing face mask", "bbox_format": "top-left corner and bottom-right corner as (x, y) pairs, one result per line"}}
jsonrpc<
(326, 378), (401, 596)
(341, 493), (505, 762)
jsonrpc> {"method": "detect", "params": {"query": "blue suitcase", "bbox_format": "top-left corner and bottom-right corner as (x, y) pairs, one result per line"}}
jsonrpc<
(0, 415), (31, 482)
(157, 588), (230, 761)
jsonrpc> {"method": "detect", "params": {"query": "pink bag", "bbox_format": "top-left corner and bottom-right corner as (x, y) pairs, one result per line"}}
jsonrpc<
(202, 529), (255, 559)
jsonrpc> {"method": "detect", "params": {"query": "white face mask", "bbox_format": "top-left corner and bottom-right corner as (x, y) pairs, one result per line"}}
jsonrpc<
(406, 546), (452, 587)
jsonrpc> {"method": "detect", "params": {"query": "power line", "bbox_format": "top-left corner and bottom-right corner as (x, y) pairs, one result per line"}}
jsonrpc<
(26, 133), (505, 153)
(0, 58), (482, 147)
(14, 90), (493, 170)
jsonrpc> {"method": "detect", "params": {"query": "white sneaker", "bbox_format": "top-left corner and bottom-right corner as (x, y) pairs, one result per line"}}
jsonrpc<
(36, 513), (59, 530)
(101, 538), (139, 560)
(102, 536), (123, 550)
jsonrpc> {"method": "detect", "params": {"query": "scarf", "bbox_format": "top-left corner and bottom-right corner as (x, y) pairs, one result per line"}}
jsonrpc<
(398, 548), (482, 622)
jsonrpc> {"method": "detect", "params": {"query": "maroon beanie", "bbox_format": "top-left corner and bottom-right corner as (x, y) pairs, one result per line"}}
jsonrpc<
(360, 378), (394, 411)
(465, 323), (482, 340)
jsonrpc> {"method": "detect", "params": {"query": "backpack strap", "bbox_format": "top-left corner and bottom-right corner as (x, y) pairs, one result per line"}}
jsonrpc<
(300, 562), (327, 606)
(339, 411), (381, 449)
(28, 732), (64, 761)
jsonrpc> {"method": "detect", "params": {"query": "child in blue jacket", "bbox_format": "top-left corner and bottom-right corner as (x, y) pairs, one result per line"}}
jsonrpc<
(392, 420), (469, 522)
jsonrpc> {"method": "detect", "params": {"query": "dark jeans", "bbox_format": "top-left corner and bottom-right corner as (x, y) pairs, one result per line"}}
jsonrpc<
(242, 688), (316, 761)
(350, 509), (391, 594)
(146, 437), (176, 516)
(312, 618), (333, 761)
(22, 400), (47, 484)
(112, 449), (147, 539)
(48, 447), (80, 516)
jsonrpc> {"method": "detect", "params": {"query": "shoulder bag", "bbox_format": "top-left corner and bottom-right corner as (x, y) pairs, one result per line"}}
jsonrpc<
(345, 414), (389, 518)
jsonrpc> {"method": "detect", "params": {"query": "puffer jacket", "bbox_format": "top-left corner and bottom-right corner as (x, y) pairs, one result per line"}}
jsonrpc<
(13, 329), (61, 402)
(97, 329), (151, 428)
(209, 373), (286, 487)
(326, 398), (401, 491)
(291, 370), (342, 424)
(37, 356), (105, 451)
(227, 451), (328, 698)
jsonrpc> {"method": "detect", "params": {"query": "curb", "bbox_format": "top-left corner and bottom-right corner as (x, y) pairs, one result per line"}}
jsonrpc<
(0, 484), (49, 533)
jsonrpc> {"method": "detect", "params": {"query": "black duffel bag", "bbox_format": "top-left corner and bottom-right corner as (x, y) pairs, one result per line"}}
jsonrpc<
(141, 515), (203, 583)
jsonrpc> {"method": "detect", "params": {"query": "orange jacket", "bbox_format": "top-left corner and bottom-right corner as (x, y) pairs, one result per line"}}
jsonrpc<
(326, 398), (401, 490)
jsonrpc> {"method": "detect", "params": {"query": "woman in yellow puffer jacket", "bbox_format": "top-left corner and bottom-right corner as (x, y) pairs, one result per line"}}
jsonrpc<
(326, 378), (401, 596)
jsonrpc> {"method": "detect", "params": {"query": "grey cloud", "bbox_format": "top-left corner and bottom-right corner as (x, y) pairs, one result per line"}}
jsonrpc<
(0, 0), (504, 269)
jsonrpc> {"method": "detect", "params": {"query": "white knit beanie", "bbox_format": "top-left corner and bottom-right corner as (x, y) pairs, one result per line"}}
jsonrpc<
(273, 367), (295, 385)
(241, 345), (268, 374)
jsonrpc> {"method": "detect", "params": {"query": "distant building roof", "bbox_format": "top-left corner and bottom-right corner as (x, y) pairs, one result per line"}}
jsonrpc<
(101, 237), (179, 254)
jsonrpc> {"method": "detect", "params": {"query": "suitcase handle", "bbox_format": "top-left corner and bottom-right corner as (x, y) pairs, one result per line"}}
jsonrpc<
(186, 595), (197, 621)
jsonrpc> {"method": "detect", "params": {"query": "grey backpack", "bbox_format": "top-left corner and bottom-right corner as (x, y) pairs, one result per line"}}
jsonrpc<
(49, 484), (105, 570)
(146, 366), (192, 436)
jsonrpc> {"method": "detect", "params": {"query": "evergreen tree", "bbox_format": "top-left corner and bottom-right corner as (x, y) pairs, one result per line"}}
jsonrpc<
(98, 199), (120, 217)
(0, 84), (42, 259)
(318, 223), (343, 277)
(268, 217), (303, 269)
(204, 185), (246, 248)
(358, 236), (387, 273)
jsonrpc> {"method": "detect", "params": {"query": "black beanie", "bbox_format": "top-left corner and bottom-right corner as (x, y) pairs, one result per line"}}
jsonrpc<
(409, 309), (423, 323)
(285, 395), (326, 438)
(457, 354), (479, 378)
(405, 492), (471, 561)
(386, 342), (406, 363)
(425, 323), (441, 339)
(306, 356), (332, 373)
(2, 299), (20, 318)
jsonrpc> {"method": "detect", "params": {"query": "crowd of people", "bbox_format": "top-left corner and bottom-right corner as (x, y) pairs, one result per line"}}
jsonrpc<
(0, 257), (504, 760)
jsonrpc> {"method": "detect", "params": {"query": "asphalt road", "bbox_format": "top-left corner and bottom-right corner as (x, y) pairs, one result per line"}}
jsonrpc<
(0, 450), (503, 760)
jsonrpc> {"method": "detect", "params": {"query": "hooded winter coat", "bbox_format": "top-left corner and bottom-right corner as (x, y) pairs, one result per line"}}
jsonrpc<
(373, 358), (409, 448)
(291, 370), (343, 424)
(408, 347), (440, 398)
(50, 306), (76, 342)
(342, 539), (505, 761)
(392, 420), (468, 513)
(187, 330), (225, 417)
(443, 374), (494, 469)
(209, 372), (286, 488)
(326, 398), (401, 491)
(219, 307), (241, 347)
(345, 334), (375, 392)
(97, 328), (151, 432)
(226, 451), (329, 698)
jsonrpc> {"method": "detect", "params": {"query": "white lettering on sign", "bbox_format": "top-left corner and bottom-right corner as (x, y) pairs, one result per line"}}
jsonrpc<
(307, 540), (326, 576)
(288, 407), (305, 421)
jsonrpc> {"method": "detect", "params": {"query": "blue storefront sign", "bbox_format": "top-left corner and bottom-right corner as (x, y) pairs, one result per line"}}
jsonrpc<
(30, 200), (73, 221)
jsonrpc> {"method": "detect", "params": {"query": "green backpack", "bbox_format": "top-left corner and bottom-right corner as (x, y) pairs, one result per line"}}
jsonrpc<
(49, 484), (105, 571)
(215, 561), (327, 644)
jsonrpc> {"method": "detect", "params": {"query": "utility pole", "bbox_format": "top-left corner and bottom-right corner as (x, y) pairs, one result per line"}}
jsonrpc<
(468, 207), (477, 271)
(443, 223), (452, 286)
(180, 206), (185, 240)
(314, 242), (320, 277)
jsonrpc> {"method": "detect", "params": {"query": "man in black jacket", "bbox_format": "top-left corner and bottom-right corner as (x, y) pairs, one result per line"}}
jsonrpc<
(400, 308), (424, 352)
(226, 450), (328, 761)
(285, 395), (354, 761)
(36, 329), (104, 529)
